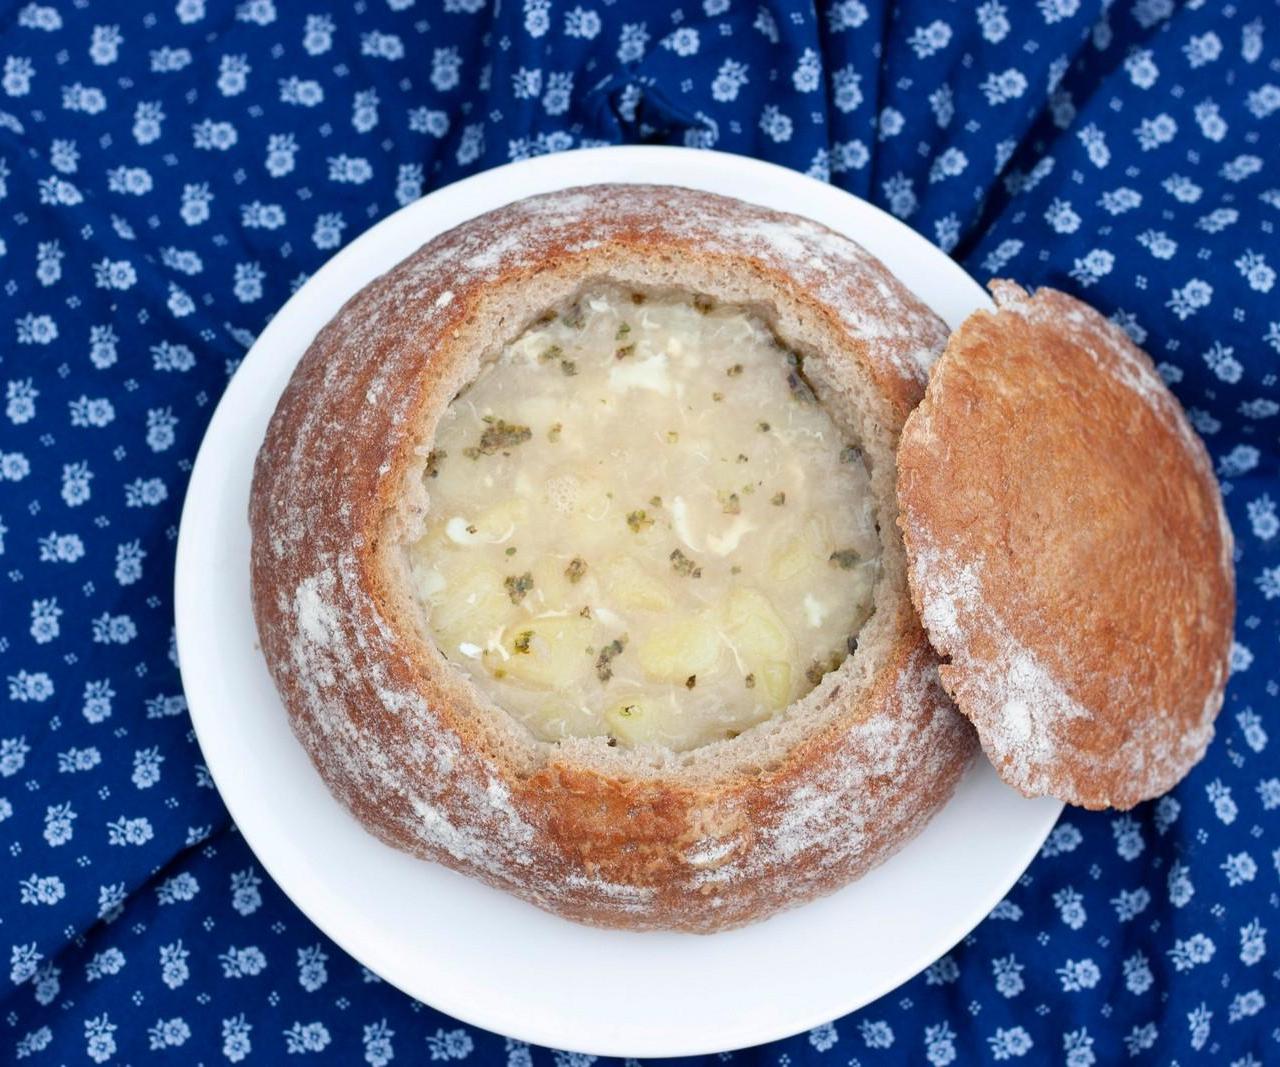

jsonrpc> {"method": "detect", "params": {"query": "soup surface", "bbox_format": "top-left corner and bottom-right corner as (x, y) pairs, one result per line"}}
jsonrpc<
(411, 285), (880, 750)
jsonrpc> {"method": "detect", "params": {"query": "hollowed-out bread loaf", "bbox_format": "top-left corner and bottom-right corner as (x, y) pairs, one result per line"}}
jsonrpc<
(249, 185), (978, 932)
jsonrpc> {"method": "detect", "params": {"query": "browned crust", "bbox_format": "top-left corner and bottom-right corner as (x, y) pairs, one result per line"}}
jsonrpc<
(249, 184), (976, 931)
(897, 280), (1234, 811)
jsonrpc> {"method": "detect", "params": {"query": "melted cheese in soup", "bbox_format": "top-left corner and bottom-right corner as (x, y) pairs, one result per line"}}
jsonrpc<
(411, 285), (880, 751)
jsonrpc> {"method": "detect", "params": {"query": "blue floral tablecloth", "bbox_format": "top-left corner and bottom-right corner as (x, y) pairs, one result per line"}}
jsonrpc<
(1, 0), (1277, 1062)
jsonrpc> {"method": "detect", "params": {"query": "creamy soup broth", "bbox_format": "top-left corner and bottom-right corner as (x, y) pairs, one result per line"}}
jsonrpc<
(410, 285), (880, 751)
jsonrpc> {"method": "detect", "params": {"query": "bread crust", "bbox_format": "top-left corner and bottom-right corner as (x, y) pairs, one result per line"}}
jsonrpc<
(250, 184), (977, 931)
(897, 280), (1234, 811)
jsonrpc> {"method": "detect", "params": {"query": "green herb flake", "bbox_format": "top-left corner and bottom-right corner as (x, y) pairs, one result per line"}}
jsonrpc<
(719, 491), (741, 516)
(505, 546), (517, 557)
(685, 675), (697, 690)
(757, 421), (771, 433)
(560, 359), (578, 376)
(565, 557), (588, 584)
(504, 571), (534, 604)
(726, 363), (744, 378)
(626, 510), (654, 533)
(665, 430), (679, 444)
(595, 635), (629, 683)
(829, 549), (861, 570)
(712, 391), (725, 403)
(538, 343), (564, 363)
(513, 630), (534, 654)
(771, 491), (786, 507)
(669, 548), (702, 578)
(547, 422), (563, 443)
(615, 323), (632, 340)
(615, 343), (636, 360)
(466, 418), (533, 459)
(744, 673), (756, 689)
(649, 495), (663, 508)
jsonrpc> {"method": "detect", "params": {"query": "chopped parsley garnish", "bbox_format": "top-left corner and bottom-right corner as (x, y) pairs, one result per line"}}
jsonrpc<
(547, 422), (563, 443)
(615, 343), (635, 359)
(744, 673), (756, 689)
(669, 548), (702, 578)
(726, 363), (744, 377)
(513, 630), (534, 654)
(595, 635), (628, 683)
(565, 557), (588, 584)
(560, 359), (578, 376)
(538, 344), (564, 363)
(626, 510), (654, 533)
(757, 421), (771, 432)
(503, 571), (534, 604)
(464, 418), (532, 458)
(829, 549), (861, 570)
(615, 323), (631, 339)
(771, 491), (786, 506)
(719, 491), (741, 515)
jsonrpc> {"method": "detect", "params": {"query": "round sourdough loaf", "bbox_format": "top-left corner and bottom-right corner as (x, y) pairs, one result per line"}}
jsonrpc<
(249, 184), (978, 932)
(897, 281), (1234, 811)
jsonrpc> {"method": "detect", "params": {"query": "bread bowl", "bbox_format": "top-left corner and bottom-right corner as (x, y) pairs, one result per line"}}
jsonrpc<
(249, 184), (978, 932)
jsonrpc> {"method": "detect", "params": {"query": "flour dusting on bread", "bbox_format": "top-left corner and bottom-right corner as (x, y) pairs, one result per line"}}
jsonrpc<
(250, 185), (976, 931)
(899, 281), (1233, 811)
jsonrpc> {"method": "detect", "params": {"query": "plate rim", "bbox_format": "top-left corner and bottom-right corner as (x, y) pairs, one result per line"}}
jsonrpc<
(175, 144), (1063, 1058)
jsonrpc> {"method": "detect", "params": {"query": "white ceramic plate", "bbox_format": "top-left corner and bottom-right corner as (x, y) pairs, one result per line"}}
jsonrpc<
(175, 146), (1062, 1059)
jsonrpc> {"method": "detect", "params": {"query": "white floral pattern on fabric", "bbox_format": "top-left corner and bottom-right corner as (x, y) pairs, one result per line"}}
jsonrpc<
(0, 0), (1275, 1062)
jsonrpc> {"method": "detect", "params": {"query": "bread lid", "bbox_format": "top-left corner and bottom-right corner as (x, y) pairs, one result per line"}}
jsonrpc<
(897, 281), (1234, 810)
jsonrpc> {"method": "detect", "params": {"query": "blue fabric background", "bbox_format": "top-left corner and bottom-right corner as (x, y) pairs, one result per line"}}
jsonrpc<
(1, 0), (1277, 1062)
